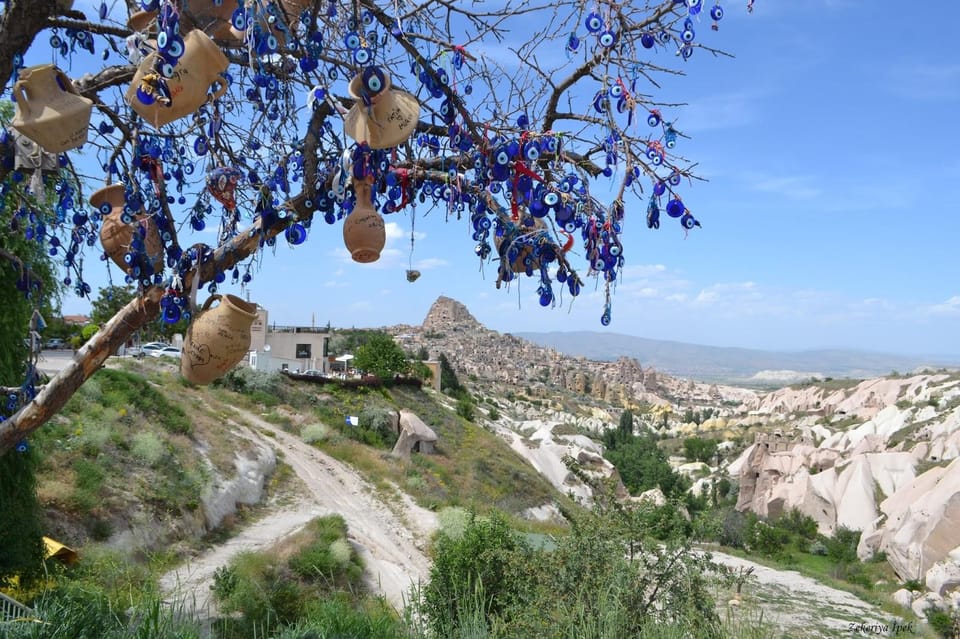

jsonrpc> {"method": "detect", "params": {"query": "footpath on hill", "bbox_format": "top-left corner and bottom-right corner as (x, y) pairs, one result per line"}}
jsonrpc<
(160, 408), (906, 638)
(160, 409), (438, 617)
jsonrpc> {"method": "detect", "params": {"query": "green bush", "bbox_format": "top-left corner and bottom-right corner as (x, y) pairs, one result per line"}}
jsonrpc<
(422, 511), (531, 633)
(300, 423), (330, 444)
(455, 397), (474, 421)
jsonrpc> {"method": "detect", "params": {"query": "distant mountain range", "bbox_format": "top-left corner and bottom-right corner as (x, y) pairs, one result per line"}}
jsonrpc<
(513, 331), (960, 383)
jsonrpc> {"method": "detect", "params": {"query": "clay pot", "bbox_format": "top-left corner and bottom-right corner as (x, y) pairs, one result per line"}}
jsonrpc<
(342, 180), (385, 263)
(181, 294), (258, 385)
(92, 184), (163, 275)
(11, 64), (92, 153)
(126, 30), (229, 128)
(344, 67), (420, 149)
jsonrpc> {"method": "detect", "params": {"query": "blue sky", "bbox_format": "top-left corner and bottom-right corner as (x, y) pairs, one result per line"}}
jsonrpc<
(53, 0), (959, 356)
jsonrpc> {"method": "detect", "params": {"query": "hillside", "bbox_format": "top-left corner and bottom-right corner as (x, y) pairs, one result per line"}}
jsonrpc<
(515, 330), (960, 382)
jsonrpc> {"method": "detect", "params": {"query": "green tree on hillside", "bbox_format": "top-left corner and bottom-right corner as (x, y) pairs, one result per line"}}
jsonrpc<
(602, 429), (689, 498)
(353, 333), (409, 379)
(619, 409), (634, 436)
(683, 437), (719, 463)
(0, 115), (60, 584)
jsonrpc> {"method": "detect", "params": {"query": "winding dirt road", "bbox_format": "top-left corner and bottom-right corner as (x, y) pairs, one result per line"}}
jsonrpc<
(160, 413), (438, 616)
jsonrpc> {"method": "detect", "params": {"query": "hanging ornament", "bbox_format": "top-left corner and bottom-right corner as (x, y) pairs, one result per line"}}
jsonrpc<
(206, 166), (242, 211)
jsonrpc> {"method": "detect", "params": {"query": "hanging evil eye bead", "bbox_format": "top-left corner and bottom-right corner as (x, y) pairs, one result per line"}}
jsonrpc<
(353, 47), (371, 64)
(163, 304), (181, 324)
(653, 181), (666, 196)
(687, 0), (703, 15)
(584, 11), (603, 33)
(665, 125), (678, 148)
(711, 4), (724, 20)
(600, 309), (611, 326)
(99, 1), (108, 19)
(608, 84), (623, 99)
(566, 33), (580, 53)
(669, 171), (682, 186)
(658, 30), (672, 45)
(641, 32), (655, 49)
(681, 45), (694, 59)
(681, 26), (695, 43)
(231, 8), (248, 31)
(647, 110), (661, 126)
(524, 141), (540, 161)
(344, 31), (361, 50)
(598, 30), (617, 48)
(361, 9), (374, 26)
(680, 212), (700, 229)
(285, 222), (307, 245)
(666, 198), (685, 218)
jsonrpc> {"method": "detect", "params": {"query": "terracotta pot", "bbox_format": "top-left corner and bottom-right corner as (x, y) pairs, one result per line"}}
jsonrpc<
(126, 30), (229, 128)
(11, 65), (92, 153)
(181, 294), (258, 385)
(344, 68), (420, 149)
(342, 180), (385, 263)
(93, 184), (163, 275)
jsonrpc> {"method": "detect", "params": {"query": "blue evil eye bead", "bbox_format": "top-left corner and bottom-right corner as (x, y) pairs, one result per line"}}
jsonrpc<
(609, 242), (622, 257)
(539, 290), (553, 307)
(687, 0), (702, 14)
(98, 201), (113, 216)
(608, 84), (623, 99)
(666, 198), (685, 217)
(653, 181), (666, 196)
(542, 136), (558, 154)
(49, 34), (63, 48)
(157, 30), (169, 51)
(494, 148), (510, 166)
(568, 277), (581, 296)
(543, 191), (559, 207)
(598, 30), (617, 48)
(681, 45), (694, 59)
(681, 28), (695, 43)
(344, 31), (361, 49)
(647, 111), (660, 126)
(194, 137), (209, 155)
(647, 200), (660, 228)
(524, 141), (540, 161)
(286, 222), (307, 245)
(584, 11), (603, 33)
(99, 1), (108, 19)
(669, 171), (682, 186)
(710, 4), (724, 20)
(15, 441), (28, 454)
(231, 8), (247, 30)
(159, 61), (176, 78)
(136, 87), (156, 105)
(361, 9), (374, 26)
(361, 66), (385, 94)
(163, 304), (181, 323)
(680, 212), (700, 229)
(353, 47), (371, 64)
(641, 32), (655, 49)
(166, 36), (185, 59)
(600, 310), (611, 326)
(593, 90), (607, 113)
(517, 113), (529, 129)
(566, 33), (580, 53)
(658, 30), (672, 45)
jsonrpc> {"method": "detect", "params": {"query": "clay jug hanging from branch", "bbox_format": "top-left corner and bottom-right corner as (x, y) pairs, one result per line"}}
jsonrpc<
(125, 29), (229, 128)
(11, 64), (92, 153)
(344, 66), (420, 150)
(181, 294), (258, 385)
(342, 178), (386, 263)
(91, 183), (164, 278)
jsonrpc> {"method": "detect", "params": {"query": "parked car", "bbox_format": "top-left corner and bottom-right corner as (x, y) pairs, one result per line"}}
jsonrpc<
(149, 346), (182, 359)
(128, 342), (169, 358)
(45, 338), (65, 349)
(302, 369), (324, 377)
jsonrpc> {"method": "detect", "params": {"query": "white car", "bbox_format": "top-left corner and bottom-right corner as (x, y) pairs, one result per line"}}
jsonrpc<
(129, 342), (169, 357)
(149, 346), (182, 359)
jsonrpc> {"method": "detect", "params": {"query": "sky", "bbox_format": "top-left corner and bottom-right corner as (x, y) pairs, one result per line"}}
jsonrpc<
(49, 0), (960, 356)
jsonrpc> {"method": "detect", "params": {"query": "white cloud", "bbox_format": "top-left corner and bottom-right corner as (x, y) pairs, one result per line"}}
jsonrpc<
(926, 296), (960, 316)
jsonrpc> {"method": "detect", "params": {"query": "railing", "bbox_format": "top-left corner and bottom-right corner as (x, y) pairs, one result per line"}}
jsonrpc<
(267, 324), (328, 334)
(1, 591), (35, 622)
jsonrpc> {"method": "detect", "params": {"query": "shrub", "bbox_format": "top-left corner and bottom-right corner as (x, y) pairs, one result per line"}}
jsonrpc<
(926, 607), (960, 638)
(130, 431), (166, 465)
(455, 397), (474, 421)
(300, 423), (330, 444)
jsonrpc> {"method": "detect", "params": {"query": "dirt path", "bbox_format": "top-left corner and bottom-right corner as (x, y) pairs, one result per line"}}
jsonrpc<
(161, 413), (438, 617)
(707, 549), (905, 638)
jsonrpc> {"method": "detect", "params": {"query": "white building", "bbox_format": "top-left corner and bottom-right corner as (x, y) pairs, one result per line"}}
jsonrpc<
(248, 306), (330, 374)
